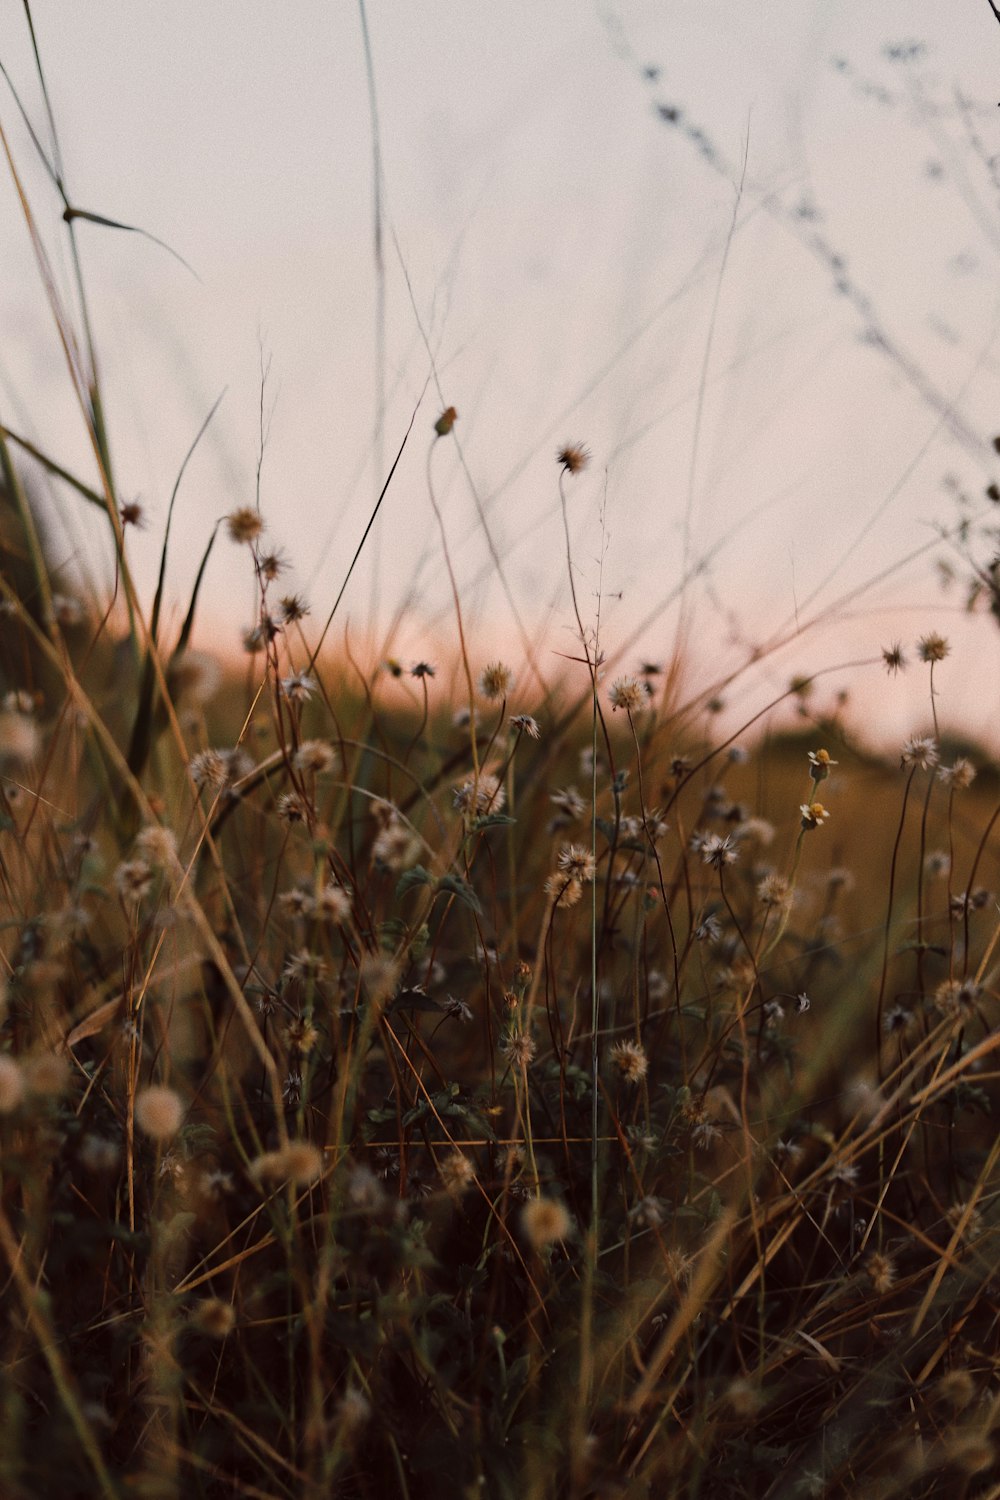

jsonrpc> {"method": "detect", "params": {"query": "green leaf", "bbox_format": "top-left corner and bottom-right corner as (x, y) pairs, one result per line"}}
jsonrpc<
(396, 864), (432, 900)
(436, 872), (483, 914)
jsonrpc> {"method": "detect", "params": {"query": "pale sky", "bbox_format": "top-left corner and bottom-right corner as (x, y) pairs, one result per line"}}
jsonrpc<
(2, 2), (1000, 743)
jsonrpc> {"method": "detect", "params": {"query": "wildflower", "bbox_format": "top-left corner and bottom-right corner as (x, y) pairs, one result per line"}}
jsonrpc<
(281, 671), (316, 704)
(372, 818), (422, 871)
(134, 1086), (185, 1142)
(545, 873), (583, 907)
(188, 748), (228, 789)
(917, 632), (949, 663)
(762, 999), (785, 1028)
(556, 442), (590, 475)
(808, 748), (837, 782)
(440, 1150), (476, 1196)
(134, 825), (179, 870)
(434, 406), (457, 436)
(443, 995), (474, 1022)
(737, 816), (774, 845)
(190, 1299), (236, 1339)
(701, 832), (739, 868)
(609, 1038), (649, 1083)
(509, 713), (541, 739)
(557, 843), (596, 882)
(521, 1196), (572, 1248)
(0, 711), (39, 764)
(799, 802), (830, 830)
(334, 1388), (372, 1435)
(279, 886), (314, 917)
(628, 1196), (667, 1228)
(945, 1200), (983, 1239)
(410, 660), (436, 679)
(359, 953), (400, 1006)
(550, 785), (586, 821)
(501, 1029), (536, 1068)
(278, 791), (310, 824)
(882, 643), (906, 675)
(313, 883), (351, 923)
(695, 913), (722, 942)
(285, 1016), (320, 1054)
(119, 498), (146, 528)
(900, 735), (939, 770)
(934, 979), (981, 1021)
(866, 1252), (896, 1295)
(0, 1056), (25, 1114)
(225, 506), (264, 545)
(278, 593), (309, 624)
(453, 771), (505, 816)
(283, 949), (327, 982)
(478, 661), (512, 701)
(938, 757), (976, 789)
(883, 1004), (912, 1035)
(795, 992), (811, 1014)
(292, 739), (337, 775)
(258, 549), (288, 581)
(608, 675), (649, 713)
(772, 1138), (803, 1166)
(114, 859), (155, 903)
(252, 1141), (324, 1187)
(757, 873), (792, 910)
(691, 1119), (722, 1150)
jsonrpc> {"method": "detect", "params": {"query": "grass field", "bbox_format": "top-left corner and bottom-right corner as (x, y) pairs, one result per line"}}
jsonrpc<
(2, 21), (1000, 1500)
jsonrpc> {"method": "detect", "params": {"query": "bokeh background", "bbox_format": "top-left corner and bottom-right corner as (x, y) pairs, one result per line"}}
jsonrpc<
(1, 1), (999, 741)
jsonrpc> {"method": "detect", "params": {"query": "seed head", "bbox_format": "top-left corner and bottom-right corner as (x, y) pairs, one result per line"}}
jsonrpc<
(900, 735), (939, 770)
(609, 1039), (649, 1083)
(609, 675), (649, 713)
(521, 1195), (572, 1248)
(252, 1141), (324, 1187)
(134, 1085), (185, 1142)
(882, 642), (906, 675)
(478, 661), (512, 701)
(225, 507), (264, 545)
(556, 442), (590, 475)
(917, 632), (949, 663)
(509, 713), (541, 739)
(190, 1298), (236, 1339)
(557, 843), (596, 882)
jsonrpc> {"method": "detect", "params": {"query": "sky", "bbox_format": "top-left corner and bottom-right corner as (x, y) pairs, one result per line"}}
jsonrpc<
(2, 2), (1000, 744)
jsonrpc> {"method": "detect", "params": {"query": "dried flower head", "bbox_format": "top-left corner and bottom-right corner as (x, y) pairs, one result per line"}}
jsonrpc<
(609, 675), (649, 713)
(0, 711), (40, 765)
(938, 757), (975, 789)
(453, 771), (505, 816)
(439, 1150), (476, 1196)
(226, 507), (264, 545)
(882, 642), (906, 675)
(292, 739), (338, 775)
(252, 1141), (324, 1187)
(281, 671), (316, 705)
(917, 632), (949, 663)
(521, 1195), (572, 1248)
(557, 442), (590, 475)
(609, 1039), (649, 1084)
(557, 843), (596, 882)
(501, 1029), (537, 1069)
(701, 832), (739, 868)
(478, 661), (512, 701)
(190, 1298), (236, 1339)
(900, 735), (939, 770)
(134, 1086), (185, 1142)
